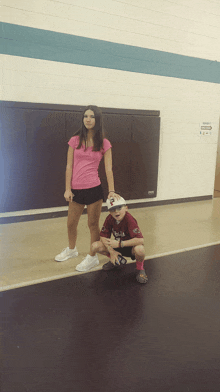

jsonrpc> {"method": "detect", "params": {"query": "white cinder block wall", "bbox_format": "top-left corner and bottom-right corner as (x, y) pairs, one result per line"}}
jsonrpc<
(1, 0), (220, 204)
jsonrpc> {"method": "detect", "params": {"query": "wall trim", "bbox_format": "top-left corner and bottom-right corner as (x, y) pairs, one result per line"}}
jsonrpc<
(0, 101), (160, 117)
(0, 196), (213, 224)
(0, 100), (160, 117)
(1, 22), (220, 84)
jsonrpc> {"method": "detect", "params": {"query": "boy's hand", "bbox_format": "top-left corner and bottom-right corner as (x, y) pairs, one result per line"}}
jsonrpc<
(109, 250), (122, 265)
(105, 238), (120, 249)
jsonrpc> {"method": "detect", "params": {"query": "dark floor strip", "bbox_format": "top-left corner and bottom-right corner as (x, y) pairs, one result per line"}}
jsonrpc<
(1, 245), (220, 392)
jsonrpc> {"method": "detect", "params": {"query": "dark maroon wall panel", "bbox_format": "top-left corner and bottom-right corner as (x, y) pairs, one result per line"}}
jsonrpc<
(0, 102), (160, 212)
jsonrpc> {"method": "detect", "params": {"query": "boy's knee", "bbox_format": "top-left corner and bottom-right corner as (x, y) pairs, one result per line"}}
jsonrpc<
(134, 245), (145, 258)
(91, 241), (101, 253)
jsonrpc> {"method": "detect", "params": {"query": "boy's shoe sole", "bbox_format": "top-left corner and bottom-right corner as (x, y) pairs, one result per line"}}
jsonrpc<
(102, 261), (115, 270)
(136, 269), (148, 284)
(102, 261), (124, 270)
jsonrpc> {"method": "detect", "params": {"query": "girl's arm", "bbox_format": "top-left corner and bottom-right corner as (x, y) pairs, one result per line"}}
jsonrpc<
(104, 148), (120, 200)
(64, 146), (74, 202)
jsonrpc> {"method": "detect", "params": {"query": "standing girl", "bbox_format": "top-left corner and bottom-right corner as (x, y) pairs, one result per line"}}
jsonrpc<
(55, 105), (119, 272)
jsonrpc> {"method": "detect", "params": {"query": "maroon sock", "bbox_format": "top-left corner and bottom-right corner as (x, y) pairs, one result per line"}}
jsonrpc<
(136, 260), (144, 270)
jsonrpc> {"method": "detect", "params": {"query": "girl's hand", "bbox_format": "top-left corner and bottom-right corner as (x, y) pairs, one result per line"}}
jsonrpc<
(64, 189), (74, 202)
(108, 191), (120, 200)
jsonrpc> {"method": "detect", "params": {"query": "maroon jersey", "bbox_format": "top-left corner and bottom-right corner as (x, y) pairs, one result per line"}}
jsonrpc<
(100, 211), (143, 242)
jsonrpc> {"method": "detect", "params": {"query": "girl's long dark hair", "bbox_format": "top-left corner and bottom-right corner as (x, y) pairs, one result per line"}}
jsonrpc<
(74, 105), (104, 151)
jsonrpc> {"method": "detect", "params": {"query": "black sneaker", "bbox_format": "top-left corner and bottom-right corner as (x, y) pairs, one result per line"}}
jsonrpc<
(136, 269), (148, 284)
(102, 261), (116, 270)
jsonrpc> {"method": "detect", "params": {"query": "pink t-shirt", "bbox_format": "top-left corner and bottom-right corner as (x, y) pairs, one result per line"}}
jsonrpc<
(68, 136), (112, 189)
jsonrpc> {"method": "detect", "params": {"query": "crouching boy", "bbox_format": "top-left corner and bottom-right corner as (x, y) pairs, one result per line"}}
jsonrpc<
(91, 196), (148, 284)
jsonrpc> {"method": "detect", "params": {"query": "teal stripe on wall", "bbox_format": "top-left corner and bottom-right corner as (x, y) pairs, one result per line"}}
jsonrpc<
(1, 22), (220, 84)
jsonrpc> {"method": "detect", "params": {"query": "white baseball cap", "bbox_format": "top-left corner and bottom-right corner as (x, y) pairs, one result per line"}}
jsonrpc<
(106, 196), (126, 211)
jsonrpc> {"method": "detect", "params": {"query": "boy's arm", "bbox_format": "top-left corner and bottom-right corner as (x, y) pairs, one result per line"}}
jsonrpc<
(100, 236), (110, 247)
(106, 237), (144, 249)
(100, 219), (115, 254)
(100, 236), (122, 264)
(121, 214), (144, 247)
(100, 236), (116, 254)
(120, 237), (144, 247)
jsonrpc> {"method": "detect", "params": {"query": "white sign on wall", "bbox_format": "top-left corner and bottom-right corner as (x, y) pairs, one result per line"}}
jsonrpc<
(200, 122), (212, 136)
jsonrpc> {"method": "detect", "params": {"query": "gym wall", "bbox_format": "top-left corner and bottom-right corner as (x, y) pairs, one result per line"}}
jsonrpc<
(1, 0), (220, 214)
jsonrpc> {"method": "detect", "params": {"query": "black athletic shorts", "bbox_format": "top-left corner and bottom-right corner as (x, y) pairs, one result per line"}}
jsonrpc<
(71, 184), (104, 205)
(113, 246), (135, 260)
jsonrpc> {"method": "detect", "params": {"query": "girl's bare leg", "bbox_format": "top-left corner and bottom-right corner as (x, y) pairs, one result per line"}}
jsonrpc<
(67, 201), (85, 249)
(87, 199), (103, 256)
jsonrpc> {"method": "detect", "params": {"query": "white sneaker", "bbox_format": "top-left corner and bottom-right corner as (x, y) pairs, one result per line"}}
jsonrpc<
(55, 246), (78, 262)
(75, 254), (99, 272)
